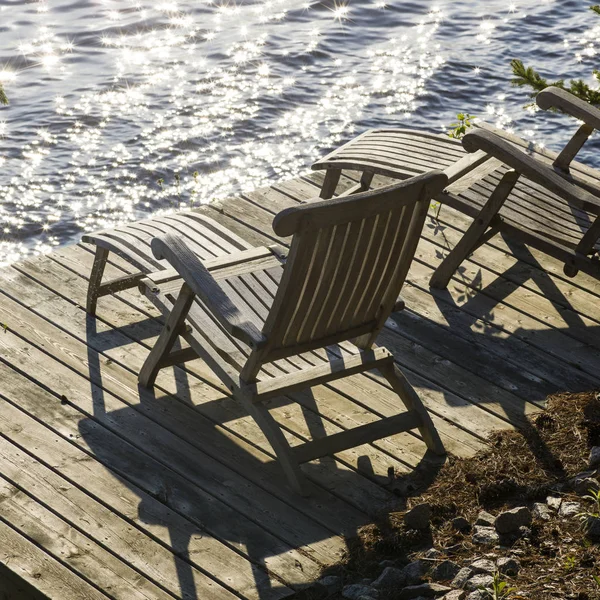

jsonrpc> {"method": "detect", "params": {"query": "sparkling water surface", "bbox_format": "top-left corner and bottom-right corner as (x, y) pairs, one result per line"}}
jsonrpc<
(0, 0), (598, 266)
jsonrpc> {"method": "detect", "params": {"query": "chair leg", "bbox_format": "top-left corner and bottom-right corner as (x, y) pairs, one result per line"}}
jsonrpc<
(320, 169), (341, 199)
(139, 285), (195, 388)
(430, 169), (519, 290)
(246, 400), (310, 496)
(87, 246), (109, 316)
(379, 362), (445, 456)
(564, 215), (600, 277)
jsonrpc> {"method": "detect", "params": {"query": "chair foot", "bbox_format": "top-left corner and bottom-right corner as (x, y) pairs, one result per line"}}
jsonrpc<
(380, 363), (445, 456)
(87, 246), (109, 315)
(139, 285), (196, 389)
(248, 402), (310, 496)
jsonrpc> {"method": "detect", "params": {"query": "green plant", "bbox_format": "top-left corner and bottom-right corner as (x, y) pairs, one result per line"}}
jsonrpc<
(0, 84), (7, 106)
(447, 112), (476, 139)
(577, 487), (600, 534)
(480, 571), (517, 599)
(593, 573), (600, 587)
(510, 5), (600, 108)
(564, 554), (577, 572)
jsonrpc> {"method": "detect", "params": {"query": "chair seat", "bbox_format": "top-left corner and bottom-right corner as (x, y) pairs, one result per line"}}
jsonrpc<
(312, 128), (466, 179)
(82, 212), (253, 273)
(451, 164), (600, 254)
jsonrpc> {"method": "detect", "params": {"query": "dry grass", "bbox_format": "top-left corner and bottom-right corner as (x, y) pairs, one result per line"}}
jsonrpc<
(317, 391), (600, 600)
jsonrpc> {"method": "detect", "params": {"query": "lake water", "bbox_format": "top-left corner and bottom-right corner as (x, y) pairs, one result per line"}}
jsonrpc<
(0, 0), (598, 266)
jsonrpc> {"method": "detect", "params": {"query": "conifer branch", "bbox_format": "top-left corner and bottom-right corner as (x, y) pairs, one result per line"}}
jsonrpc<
(510, 5), (600, 109)
(0, 84), (8, 106)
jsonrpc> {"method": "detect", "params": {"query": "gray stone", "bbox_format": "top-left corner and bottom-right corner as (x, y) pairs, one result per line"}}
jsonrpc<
(360, 578), (373, 586)
(451, 567), (473, 589)
(532, 502), (551, 521)
(452, 516), (470, 531)
(584, 516), (600, 540)
(474, 511), (495, 527)
(494, 507), (531, 534)
(431, 560), (461, 582)
(441, 592), (466, 600)
(442, 592), (465, 600)
(357, 596), (379, 600)
(424, 547), (441, 559)
(469, 559), (495, 574)
(558, 501), (581, 518)
(590, 446), (600, 468)
(465, 593), (485, 600)
(379, 559), (396, 569)
(472, 526), (499, 546)
(497, 557), (520, 576)
(569, 471), (600, 496)
(403, 560), (428, 585)
(404, 503), (432, 530)
(398, 583), (452, 599)
(546, 496), (562, 511)
(342, 584), (379, 600)
(318, 575), (343, 594)
(464, 574), (494, 591)
(372, 567), (406, 590)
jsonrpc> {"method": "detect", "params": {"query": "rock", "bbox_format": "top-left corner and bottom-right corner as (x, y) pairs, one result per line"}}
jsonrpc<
(442, 592), (466, 600)
(546, 496), (562, 511)
(494, 507), (531, 534)
(404, 503), (432, 530)
(465, 592), (485, 600)
(475, 511), (495, 527)
(318, 575), (343, 594)
(469, 559), (495, 574)
(398, 583), (452, 599)
(452, 516), (470, 532)
(590, 446), (600, 468)
(569, 471), (600, 496)
(403, 560), (429, 585)
(451, 567), (473, 589)
(472, 526), (499, 546)
(424, 548), (441, 559)
(342, 584), (379, 600)
(431, 560), (461, 582)
(360, 578), (373, 586)
(464, 574), (494, 591)
(357, 596), (379, 600)
(532, 502), (551, 521)
(584, 516), (600, 540)
(559, 501), (581, 518)
(379, 559), (396, 569)
(497, 557), (520, 576)
(372, 567), (406, 590)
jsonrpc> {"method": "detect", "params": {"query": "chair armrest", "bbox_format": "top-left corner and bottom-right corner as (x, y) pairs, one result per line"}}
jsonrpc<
(462, 129), (600, 212)
(537, 86), (600, 130)
(151, 234), (267, 350)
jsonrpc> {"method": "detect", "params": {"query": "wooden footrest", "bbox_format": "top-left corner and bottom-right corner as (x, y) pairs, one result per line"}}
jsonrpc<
(292, 411), (423, 464)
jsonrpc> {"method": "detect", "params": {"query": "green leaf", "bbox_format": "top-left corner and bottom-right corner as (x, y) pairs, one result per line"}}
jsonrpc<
(0, 84), (8, 106)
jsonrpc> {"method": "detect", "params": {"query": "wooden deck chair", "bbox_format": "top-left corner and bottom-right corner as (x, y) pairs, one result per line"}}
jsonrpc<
(137, 171), (448, 495)
(312, 89), (600, 288)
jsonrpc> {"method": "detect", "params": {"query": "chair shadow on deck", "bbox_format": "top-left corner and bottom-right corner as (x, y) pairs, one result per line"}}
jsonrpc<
(82, 316), (445, 600)
(417, 229), (600, 478)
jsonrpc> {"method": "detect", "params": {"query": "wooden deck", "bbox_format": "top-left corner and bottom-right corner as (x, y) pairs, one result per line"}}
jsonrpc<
(0, 170), (598, 600)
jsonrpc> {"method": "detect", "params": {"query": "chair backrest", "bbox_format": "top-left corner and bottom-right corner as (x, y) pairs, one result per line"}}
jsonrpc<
(255, 170), (447, 364)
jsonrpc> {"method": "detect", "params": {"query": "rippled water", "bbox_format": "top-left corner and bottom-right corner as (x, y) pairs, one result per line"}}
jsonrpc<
(0, 0), (598, 266)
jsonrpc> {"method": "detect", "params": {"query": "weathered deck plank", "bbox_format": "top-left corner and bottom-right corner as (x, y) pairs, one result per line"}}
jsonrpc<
(0, 169), (598, 600)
